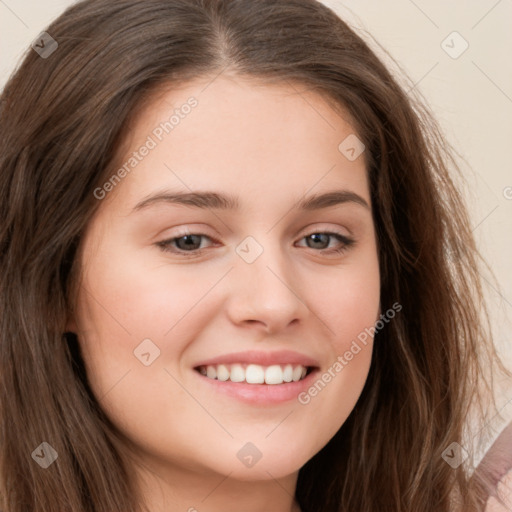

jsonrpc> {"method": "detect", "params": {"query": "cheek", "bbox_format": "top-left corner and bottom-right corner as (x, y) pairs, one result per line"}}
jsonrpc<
(74, 245), (220, 403)
(78, 243), (215, 340)
(329, 285), (379, 350)
(293, 253), (380, 439)
(311, 258), (380, 350)
(74, 261), (196, 449)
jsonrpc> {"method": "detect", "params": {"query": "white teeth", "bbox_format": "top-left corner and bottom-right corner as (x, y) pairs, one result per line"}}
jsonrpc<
(283, 364), (293, 382)
(206, 366), (217, 379)
(198, 363), (310, 384)
(292, 365), (303, 382)
(264, 365), (283, 385)
(217, 364), (230, 381)
(245, 364), (265, 384)
(230, 363), (245, 382)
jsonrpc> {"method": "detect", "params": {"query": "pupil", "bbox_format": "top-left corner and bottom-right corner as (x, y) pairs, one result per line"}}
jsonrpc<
(310, 233), (327, 248)
(179, 235), (200, 250)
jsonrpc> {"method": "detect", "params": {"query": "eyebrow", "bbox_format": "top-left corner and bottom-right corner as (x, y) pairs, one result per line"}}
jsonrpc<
(132, 189), (370, 213)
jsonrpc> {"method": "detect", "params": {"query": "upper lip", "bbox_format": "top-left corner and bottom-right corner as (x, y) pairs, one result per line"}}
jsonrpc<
(193, 350), (320, 368)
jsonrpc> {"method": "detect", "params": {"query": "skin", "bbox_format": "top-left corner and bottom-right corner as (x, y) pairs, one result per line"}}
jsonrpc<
(69, 74), (380, 512)
(485, 471), (512, 511)
(482, 422), (512, 511)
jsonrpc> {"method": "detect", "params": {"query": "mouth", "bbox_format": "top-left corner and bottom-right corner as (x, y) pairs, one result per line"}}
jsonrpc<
(194, 363), (315, 385)
(191, 350), (321, 404)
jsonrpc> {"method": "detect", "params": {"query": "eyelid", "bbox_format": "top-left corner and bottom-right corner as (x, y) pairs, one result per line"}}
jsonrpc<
(298, 223), (352, 238)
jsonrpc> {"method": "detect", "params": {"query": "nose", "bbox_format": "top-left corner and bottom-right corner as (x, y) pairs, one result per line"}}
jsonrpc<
(225, 239), (307, 334)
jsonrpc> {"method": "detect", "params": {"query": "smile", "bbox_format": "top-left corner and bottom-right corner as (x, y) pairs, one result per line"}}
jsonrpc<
(195, 363), (312, 385)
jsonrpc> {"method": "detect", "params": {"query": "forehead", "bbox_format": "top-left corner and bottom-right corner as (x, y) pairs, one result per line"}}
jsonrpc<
(101, 75), (370, 214)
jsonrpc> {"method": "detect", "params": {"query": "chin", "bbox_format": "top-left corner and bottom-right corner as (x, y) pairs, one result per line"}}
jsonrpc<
(220, 438), (315, 481)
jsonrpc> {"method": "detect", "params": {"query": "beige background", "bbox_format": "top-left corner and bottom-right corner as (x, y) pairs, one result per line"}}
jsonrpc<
(1, 0), (511, 458)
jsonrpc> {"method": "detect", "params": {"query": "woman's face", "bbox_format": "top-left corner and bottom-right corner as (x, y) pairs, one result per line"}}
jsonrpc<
(71, 75), (380, 484)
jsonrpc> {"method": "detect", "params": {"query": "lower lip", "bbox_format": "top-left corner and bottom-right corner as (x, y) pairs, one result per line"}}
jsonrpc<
(194, 368), (320, 405)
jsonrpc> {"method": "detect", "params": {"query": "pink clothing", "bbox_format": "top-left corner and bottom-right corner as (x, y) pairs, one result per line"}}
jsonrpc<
(474, 421), (512, 511)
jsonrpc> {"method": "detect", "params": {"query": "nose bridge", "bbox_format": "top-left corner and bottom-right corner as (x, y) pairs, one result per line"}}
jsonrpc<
(236, 233), (291, 290)
(228, 233), (305, 329)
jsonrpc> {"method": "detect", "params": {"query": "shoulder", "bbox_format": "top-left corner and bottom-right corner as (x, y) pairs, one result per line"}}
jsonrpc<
(473, 420), (512, 511)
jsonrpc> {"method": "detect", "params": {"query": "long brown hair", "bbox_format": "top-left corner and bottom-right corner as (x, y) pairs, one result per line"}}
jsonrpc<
(0, 0), (510, 510)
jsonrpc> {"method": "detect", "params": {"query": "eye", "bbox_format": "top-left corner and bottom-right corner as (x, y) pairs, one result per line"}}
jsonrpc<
(156, 232), (216, 255)
(296, 232), (355, 254)
(156, 230), (354, 257)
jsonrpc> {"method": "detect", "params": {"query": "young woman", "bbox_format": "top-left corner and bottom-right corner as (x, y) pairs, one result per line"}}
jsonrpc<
(0, 0), (510, 511)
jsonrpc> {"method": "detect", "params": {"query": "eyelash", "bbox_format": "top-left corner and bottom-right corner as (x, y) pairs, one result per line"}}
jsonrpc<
(155, 229), (355, 257)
